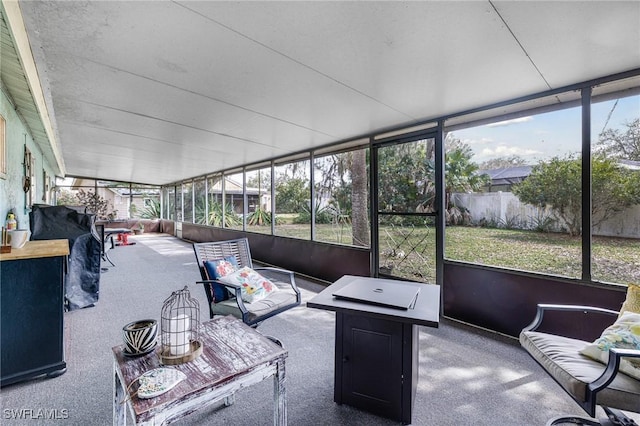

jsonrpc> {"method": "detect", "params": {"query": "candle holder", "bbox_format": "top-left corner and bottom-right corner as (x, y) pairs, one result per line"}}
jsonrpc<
(1, 227), (11, 253)
(158, 286), (202, 365)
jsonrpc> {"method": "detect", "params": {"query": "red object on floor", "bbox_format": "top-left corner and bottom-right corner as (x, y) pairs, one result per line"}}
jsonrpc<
(119, 233), (129, 245)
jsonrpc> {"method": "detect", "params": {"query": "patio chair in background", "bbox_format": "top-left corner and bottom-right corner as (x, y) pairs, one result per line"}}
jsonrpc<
(193, 238), (301, 327)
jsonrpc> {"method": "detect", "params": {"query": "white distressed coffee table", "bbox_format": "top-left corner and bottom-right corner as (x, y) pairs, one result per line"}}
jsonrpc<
(113, 315), (287, 425)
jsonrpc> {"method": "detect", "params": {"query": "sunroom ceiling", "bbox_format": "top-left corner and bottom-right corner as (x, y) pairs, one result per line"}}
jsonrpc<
(15, 1), (640, 185)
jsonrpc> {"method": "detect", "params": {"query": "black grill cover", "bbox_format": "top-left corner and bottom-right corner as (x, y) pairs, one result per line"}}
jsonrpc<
(29, 205), (100, 310)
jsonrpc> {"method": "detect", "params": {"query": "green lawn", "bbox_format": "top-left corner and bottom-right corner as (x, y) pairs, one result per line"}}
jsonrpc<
(246, 223), (640, 284)
(445, 227), (640, 284)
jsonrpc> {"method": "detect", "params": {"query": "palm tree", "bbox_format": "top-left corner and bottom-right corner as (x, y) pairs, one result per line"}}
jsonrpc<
(139, 199), (161, 219)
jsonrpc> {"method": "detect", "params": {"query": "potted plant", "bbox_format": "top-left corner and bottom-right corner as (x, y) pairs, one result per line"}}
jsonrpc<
(134, 222), (145, 235)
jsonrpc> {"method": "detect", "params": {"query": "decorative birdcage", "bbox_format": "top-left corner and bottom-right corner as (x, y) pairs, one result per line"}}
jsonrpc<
(159, 286), (203, 365)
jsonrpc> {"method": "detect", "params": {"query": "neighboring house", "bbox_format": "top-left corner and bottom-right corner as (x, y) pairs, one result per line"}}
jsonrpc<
(459, 161), (640, 238)
(209, 177), (270, 213)
(69, 178), (159, 219)
(479, 160), (640, 192)
(619, 159), (640, 170)
(111, 187), (159, 218)
(478, 166), (532, 192)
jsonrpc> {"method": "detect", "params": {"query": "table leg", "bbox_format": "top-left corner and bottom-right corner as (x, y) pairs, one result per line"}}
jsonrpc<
(224, 394), (235, 406)
(273, 357), (287, 426)
(104, 244), (115, 267)
(113, 360), (127, 426)
(101, 229), (115, 266)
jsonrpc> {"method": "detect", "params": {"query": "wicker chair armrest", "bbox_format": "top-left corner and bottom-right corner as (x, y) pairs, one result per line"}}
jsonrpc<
(196, 280), (247, 313)
(253, 267), (301, 303)
(254, 267), (294, 281)
(523, 304), (619, 333)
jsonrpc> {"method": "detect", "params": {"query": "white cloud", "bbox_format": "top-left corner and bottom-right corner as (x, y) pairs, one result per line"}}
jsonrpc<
(486, 116), (533, 127)
(480, 145), (542, 157)
(462, 137), (493, 146)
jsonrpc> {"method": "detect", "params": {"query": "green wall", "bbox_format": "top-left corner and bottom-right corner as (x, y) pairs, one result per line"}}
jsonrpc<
(0, 86), (58, 231)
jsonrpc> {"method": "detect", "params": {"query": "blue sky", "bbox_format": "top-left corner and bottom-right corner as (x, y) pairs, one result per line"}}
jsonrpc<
(453, 94), (640, 166)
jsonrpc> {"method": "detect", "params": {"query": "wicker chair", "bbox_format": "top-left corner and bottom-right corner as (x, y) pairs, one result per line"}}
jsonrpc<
(193, 238), (301, 327)
(520, 304), (640, 425)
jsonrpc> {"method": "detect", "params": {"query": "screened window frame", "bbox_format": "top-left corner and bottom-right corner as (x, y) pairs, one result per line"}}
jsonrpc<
(159, 69), (640, 287)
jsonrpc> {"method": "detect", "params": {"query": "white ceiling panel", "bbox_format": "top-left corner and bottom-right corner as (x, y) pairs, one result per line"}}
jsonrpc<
(9, 0), (640, 185)
(493, 1), (640, 88)
(183, 1), (548, 117)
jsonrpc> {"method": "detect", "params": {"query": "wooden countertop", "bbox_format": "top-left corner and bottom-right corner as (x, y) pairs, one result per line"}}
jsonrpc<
(0, 239), (70, 261)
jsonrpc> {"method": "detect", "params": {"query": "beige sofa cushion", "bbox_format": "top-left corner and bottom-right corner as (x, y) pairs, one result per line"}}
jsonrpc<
(211, 280), (298, 324)
(520, 330), (640, 413)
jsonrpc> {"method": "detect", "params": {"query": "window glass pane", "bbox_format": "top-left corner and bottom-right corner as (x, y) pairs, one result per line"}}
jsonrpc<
(181, 182), (192, 222)
(207, 174), (223, 226)
(129, 184), (161, 219)
(314, 148), (370, 247)
(245, 167), (272, 234)
(160, 187), (167, 219)
(97, 181), (126, 219)
(379, 215), (436, 282)
(166, 186), (175, 220)
(274, 159), (310, 239)
(378, 140), (434, 213)
(376, 138), (434, 281)
(225, 172), (244, 230)
(194, 179), (206, 224)
(591, 85), (640, 284)
(444, 96), (582, 278)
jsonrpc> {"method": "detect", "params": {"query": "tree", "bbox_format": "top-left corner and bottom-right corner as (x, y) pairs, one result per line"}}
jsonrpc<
(478, 155), (528, 170)
(442, 144), (490, 224)
(275, 178), (308, 213)
(140, 199), (161, 219)
(314, 150), (369, 246)
(74, 189), (117, 219)
(56, 188), (77, 206)
(375, 135), (488, 225)
(414, 135), (489, 224)
(445, 144), (489, 201)
(513, 155), (640, 236)
(315, 152), (353, 215)
(377, 140), (431, 213)
(351, 149), (370, 246)
(592, 156), (640, 227)
(596, 118), (640, 160)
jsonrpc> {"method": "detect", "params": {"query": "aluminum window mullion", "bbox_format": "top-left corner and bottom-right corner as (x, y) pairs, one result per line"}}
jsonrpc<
(581, 88), (592, 282)
(370, 137), (379, 277)
(310, 151), (316, 241)
(270, 162), (275, 235)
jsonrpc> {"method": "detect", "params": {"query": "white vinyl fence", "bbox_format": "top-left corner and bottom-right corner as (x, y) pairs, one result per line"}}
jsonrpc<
(453, 192), (640, 238)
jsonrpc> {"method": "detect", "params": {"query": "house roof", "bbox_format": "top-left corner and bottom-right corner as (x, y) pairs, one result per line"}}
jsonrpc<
(619, 159), (640, 170)
(479, 166), (533, 186)
(480, 159), (640, 187)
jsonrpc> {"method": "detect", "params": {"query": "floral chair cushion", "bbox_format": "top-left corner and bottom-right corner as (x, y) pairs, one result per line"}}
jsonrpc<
(219, 267), (278, 303)
(203, 256), (238, 302)
(620, 283), (640, 316)
(580, 311), (640, 380)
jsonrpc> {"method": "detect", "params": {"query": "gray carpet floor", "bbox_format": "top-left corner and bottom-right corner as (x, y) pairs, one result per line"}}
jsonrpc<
(2, 233), (638, 425)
